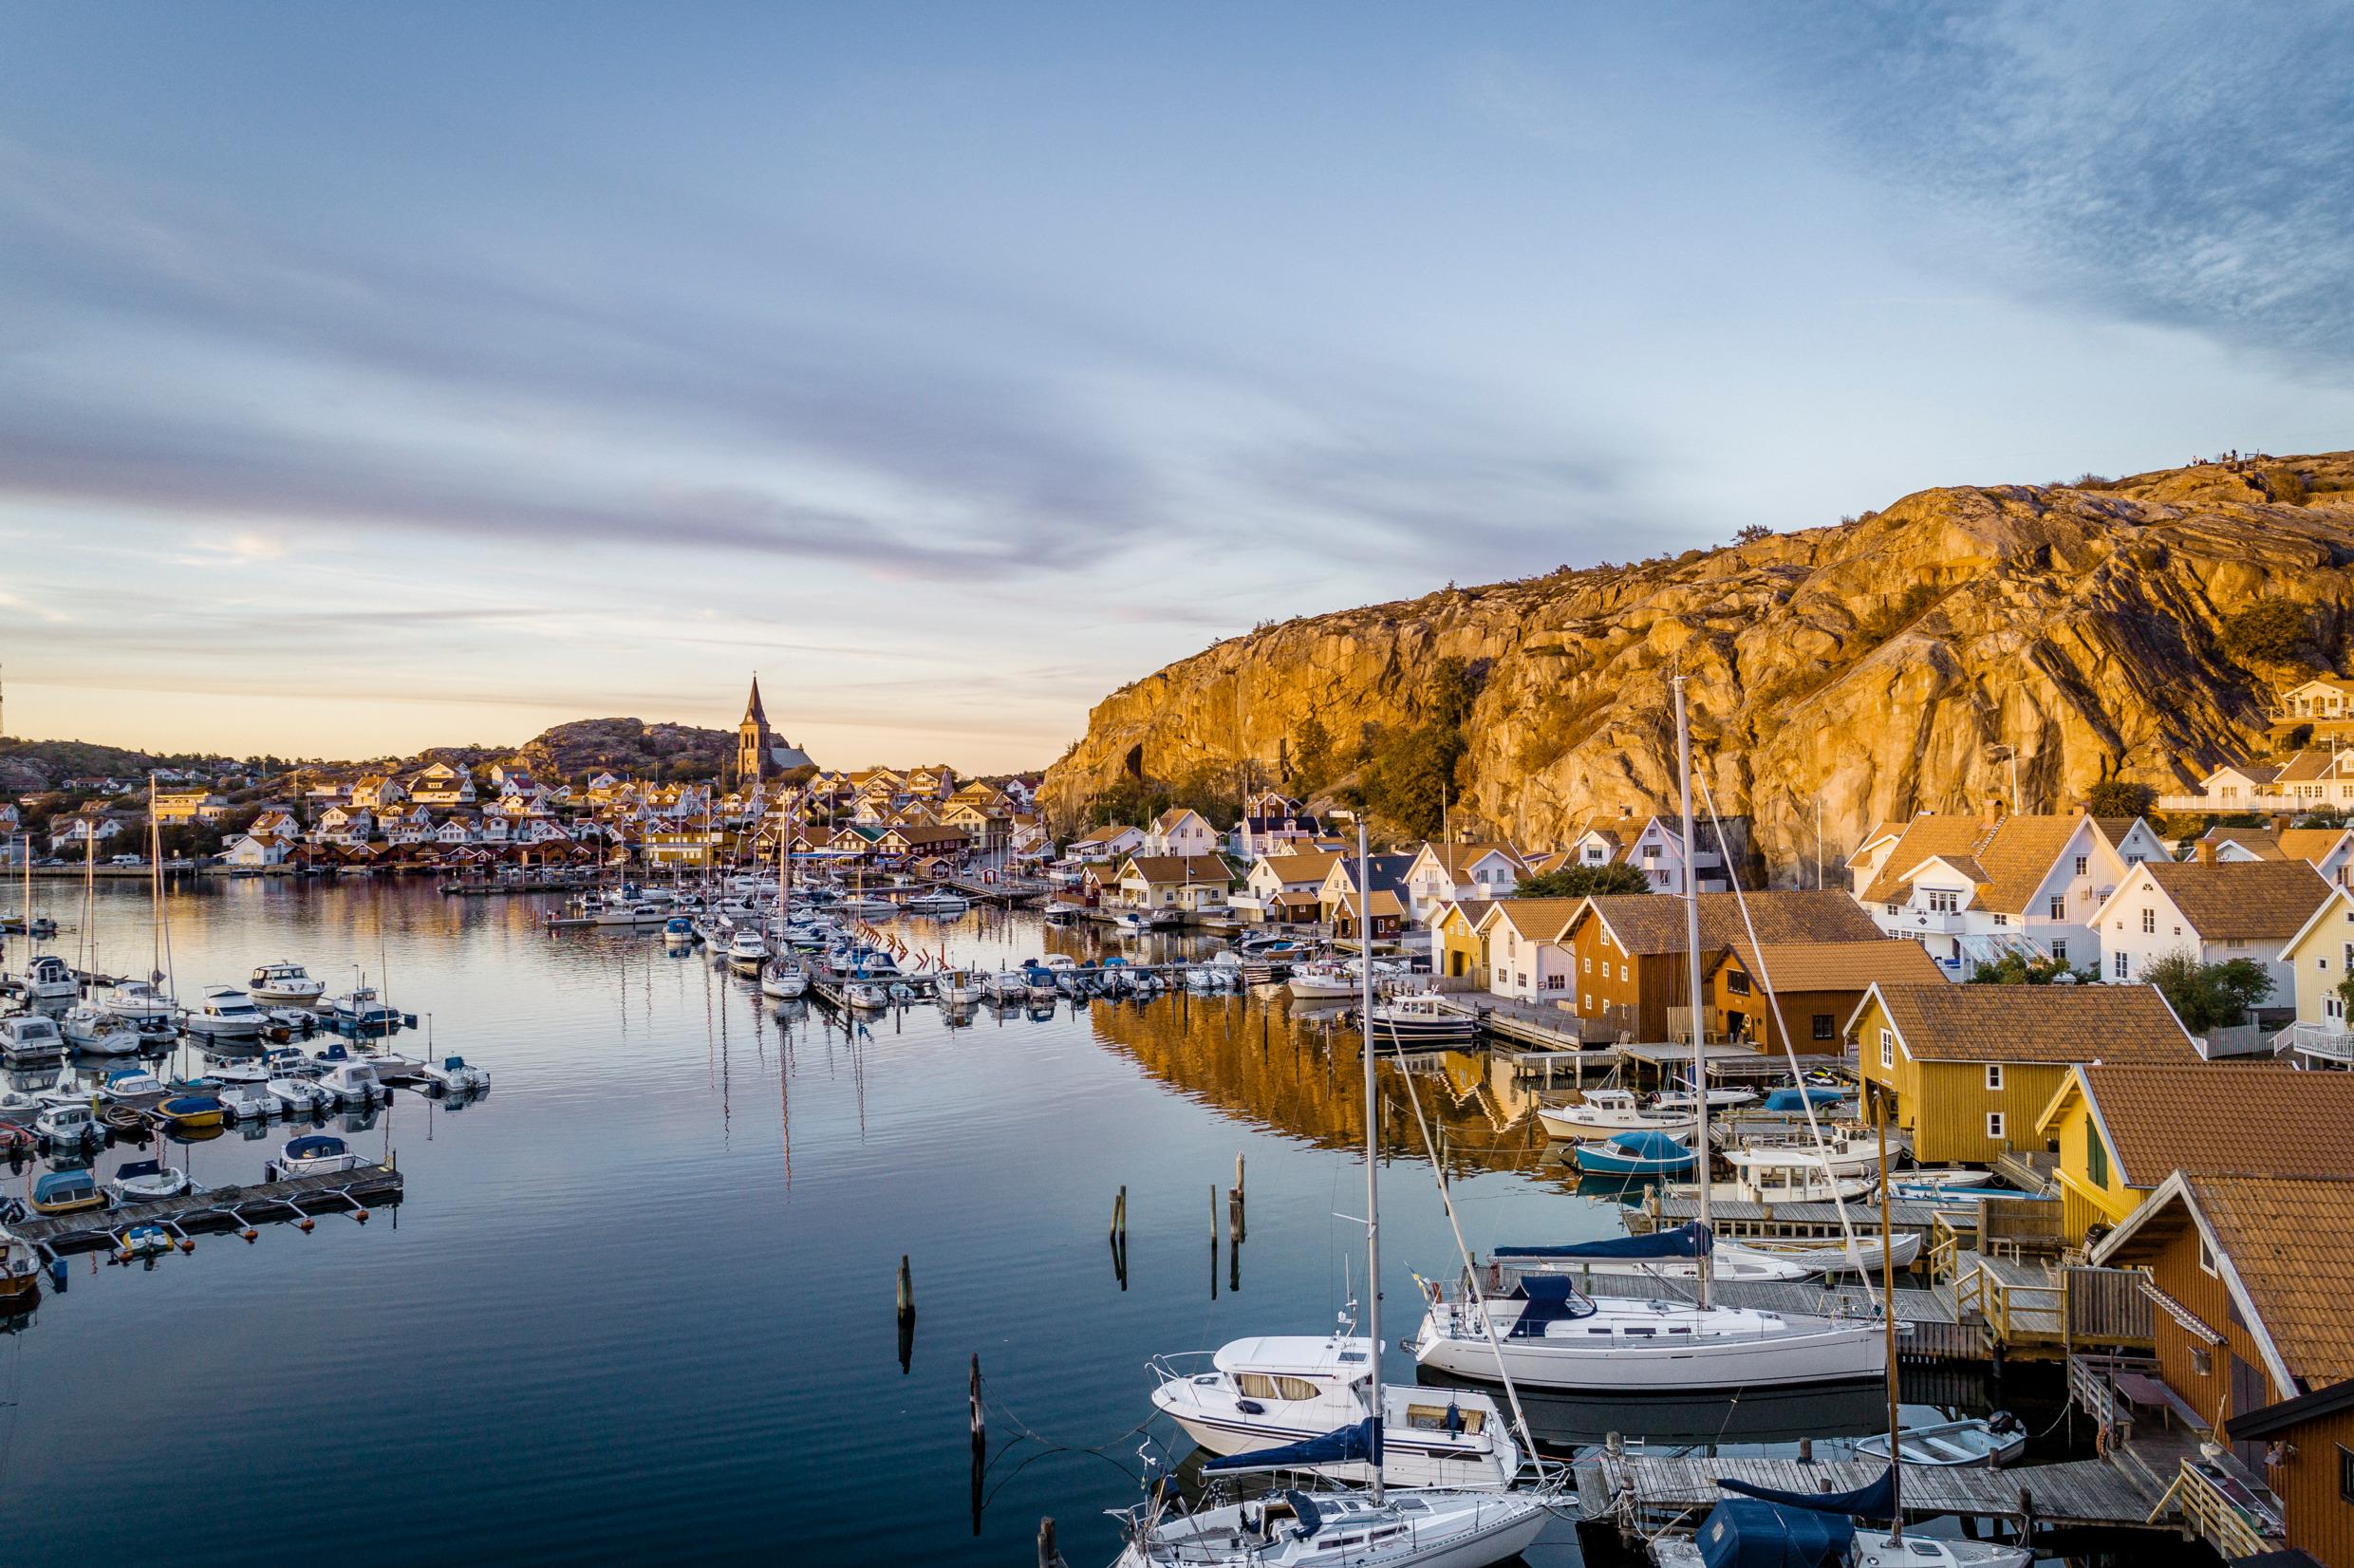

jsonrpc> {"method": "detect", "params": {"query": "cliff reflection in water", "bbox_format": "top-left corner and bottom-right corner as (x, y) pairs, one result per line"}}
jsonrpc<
(1076, 988), (1560, 1180)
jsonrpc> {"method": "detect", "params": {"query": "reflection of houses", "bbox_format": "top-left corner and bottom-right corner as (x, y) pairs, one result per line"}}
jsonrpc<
(1852, 981), (2201, 1166)
(2035, 1062), (2354, 1245)
(1853, 811), (2168, 974)
(2087, 1171), (2354, 1564)
(1560, 890), (1884, 1043)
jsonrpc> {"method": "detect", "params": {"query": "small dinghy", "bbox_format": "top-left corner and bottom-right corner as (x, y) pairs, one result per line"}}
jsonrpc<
(30, 1169), (106, 1214)
(109, 1159), (193, 1204)
(100, 1068), (167, 1102)
(1854, 1412), (2027, 1468)
(1573, 1129), (1698, 1178)
(1742, 1231), (1925, 1275)
(265, 1133), (367, 1180)
(121, 1223), (175, 1257)
(151, 1094), (226, 1130)
(420, 1055), (490, 1094)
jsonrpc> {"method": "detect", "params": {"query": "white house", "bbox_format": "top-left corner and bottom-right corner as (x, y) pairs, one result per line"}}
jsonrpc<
(2088, 856), (2332, 1000)
(1115, 854), (1233, 913)
(350, 775), (407, 810)
(1400, 842), (1526, 927)
(2272, 675), (2354, 724)
(1065, 824), (1146, 864)
(48, 816), (124, 850)
(406, 761), (477, 805)
(313, 806), (374, 846)
(1852, 812), (2169, 974)
(2157, 749), (2354, 814)
(1235, 849), (1344, 924)
(2197, 823), (2354, 887)
(222, 831), (292, 868)
(1472, 898), (1589, 1003)
(1143, 808), (1221, 859)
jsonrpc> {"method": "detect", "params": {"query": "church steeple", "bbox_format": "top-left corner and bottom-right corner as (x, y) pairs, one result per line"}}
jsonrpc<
(737, 673), (773, 785)
(743, 675), (769, 727)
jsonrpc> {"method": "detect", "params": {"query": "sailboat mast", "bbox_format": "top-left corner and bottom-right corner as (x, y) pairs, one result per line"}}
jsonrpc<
(1877, 1094), (1903, 1540)
(1674, 674), (1710, 1310)
(149, 775), (163, 983)
(1356, 814), (1384, 1504)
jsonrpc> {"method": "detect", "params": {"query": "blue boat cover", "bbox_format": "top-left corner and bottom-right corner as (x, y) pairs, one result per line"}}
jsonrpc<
(117, 1160), (161, 1180)
(1718, 1465), (1896, 1521)
(284, 1134), (346, 1157)
(1505, 1274), (1600, 1334)
(1763, 1087), (1845, 1111)
(1496, 1222), (1713, 1260)
(1282, 1490), (1324, 1538)
(1202, 1416), (1380, 1476)
(34, 1172), (94, 1200)
(1694, 1499), (1856, 1568)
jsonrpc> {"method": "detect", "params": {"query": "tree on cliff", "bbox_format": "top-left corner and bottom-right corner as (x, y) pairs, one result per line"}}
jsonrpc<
(1291, 714), (1335, 791)
(1515, 862), (1653, 897)
(1361, 658), (1482, 837)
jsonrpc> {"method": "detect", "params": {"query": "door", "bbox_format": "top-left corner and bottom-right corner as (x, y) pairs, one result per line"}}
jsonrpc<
(2228, 1353), (2268, 1469)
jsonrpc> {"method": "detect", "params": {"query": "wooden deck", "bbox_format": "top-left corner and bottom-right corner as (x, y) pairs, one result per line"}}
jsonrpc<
(12, 1163), (404, 1256)
(1634, 1193), (1968, 1241)
(1577, 1453), (2171, 1534)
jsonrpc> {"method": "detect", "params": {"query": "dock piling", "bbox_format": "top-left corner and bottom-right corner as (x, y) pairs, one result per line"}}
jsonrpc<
(969, 1353), (985, 1447)
(1038, 1517), (1060, 1568)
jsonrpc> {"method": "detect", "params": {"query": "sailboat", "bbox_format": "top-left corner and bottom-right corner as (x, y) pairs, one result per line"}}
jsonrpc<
(1411, 678), (1885, 1396)
(760, 810), (808, 999)
(1112, 821), (1550, 1568)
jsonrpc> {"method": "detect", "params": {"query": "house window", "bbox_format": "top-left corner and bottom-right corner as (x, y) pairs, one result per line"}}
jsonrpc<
(2051, 941), (2067, 961)
(1985, 1064), (2004, 1091)
(2087, 1130), (2108, 1188)
(1542, 975), (1565, 992)
(2074, 855), (2089, 876)
(1879, 1029), (1894, 1070)
(1811, 1014), (1835, 1041)
(2225, 938), (2247, 950)
(1618, 963), (1629, 982)
(2114, 952), (2130, 979)
(1993, 913), (2008, 926)
(2339, 1446), (2354, 1504)
(2141, 908), (2156, 934)
(2198, 1236), (2218, 1278)
(1727, 971), (1751, 996)
(1885, 904), (1898, 916)
(1927, 889), (1959, 914)
(1583, 956), (1592, 974)
(1986, 1111), (2006, 1141)
(1581, 995), (1592, 1012)
(2049, 898), (2066, 920)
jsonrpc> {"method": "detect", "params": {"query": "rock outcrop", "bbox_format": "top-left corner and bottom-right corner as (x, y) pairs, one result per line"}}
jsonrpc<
(1041, 452), (2354, 878)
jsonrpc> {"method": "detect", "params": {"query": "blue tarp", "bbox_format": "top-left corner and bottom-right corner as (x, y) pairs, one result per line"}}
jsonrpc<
(1203, 1417), (1381, 1475)
(1694, 1499), (1856, 1568)
(1496, 1222), (1713, 1260)
(1505, 1273), (1600, 1334)
(284, 1134), (346, 1158)
(1718, 1465), (1896, 1521)
(1763, 1087), (1846, 1111)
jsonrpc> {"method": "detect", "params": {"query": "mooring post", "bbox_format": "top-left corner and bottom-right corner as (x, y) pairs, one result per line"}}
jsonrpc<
(897, 1255), (914, 1320)
(1231, 1153), (1245, 1243)
(1037, 1517), (1059, 1568)
(1798, 1436), (1812, 1464)
(1111, 1185), (1128, 1245)
(970, 1352), (985, 1447)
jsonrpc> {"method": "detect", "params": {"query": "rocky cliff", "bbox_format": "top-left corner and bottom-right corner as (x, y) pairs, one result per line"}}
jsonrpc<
(1041, 452), (2354, 877)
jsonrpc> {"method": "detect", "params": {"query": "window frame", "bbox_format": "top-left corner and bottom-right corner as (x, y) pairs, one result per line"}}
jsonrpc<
(1986, 1111), (2007, 1141)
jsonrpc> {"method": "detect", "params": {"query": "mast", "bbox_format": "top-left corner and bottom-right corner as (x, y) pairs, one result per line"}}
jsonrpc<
(1355, 812), (1383, 1504)
(81, 808), (95, 989)
(149, 775), (163, 984)
(1674, 674), (1710, 1309)
(1877, 1093), (1903, 1540)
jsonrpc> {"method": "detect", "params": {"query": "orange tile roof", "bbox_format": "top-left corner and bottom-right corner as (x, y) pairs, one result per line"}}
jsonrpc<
(2070, 1063), (2354, 1186)
(2187, 1174), (2354, 1386)
(1728, 938), (1946, 992)
(1121, 854), (1232, 885)
(1861, 812), (2092, 914)
(1478, 897), (1595, 940)
(1870, 981), (2198, 1064)
(1421, 841), (1528, 877)
(2139, 859), (2332, 939)
(1579, 891), (1884, 955)
(1860, 815), (1992, 904)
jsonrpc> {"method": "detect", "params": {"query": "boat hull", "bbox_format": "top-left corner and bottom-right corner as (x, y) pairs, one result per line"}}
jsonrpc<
(1411, 1310), (1886, 1393)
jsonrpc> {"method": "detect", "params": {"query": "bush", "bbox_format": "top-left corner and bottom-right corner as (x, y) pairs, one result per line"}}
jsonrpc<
(2140, 952), (2274, 1032)
(2220, 602), (2308, 663)
(1971, 952), (2098, 985)
(1855, 584), (1941, 646)
(1515, 863), (1653, 898)
(1733, 524), (1775, 545)
(2084, 780), (2156, 819)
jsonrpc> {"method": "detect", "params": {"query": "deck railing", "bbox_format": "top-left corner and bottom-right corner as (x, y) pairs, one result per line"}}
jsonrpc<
(2164, 1457), (2286, 1559)
(2271, 1019), (2354, 1064)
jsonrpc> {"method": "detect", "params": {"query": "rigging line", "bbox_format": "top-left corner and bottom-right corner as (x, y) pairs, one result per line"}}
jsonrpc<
(1378, 1012), (1559, 1498)
(1693, 774), (1879, 1312)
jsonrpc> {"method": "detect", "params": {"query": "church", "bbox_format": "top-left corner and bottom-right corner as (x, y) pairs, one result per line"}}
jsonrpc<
(735, 676), (816, 782)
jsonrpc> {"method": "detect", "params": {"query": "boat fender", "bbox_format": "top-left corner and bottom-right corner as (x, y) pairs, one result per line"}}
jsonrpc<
(354, 1208), (369, 1223)
(1236, 1399), (1264, 1415)
(242, 1228), (258, 1242)
(177, 1238), (194, 1254)
(1988, 1409), (2022, 1436)
(47, 1260), (66, 1292)
(299, 1218), (315, 1233)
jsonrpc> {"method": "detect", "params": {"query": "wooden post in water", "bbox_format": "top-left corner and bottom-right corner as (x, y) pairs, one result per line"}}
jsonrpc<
(896, 1254), (916, 1372)
(1230, 1153), (1246, 1243)
(970, 1353), (985, 1446)
(1037, 1517), (1059, 1568)
(1111, 1185), (1128, 1244)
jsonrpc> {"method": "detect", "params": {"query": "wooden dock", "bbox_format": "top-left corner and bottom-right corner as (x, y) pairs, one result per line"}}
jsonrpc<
(11, 1163), (404, 1257)
(1576, 1453), (2170, 1535)
(1634, 1193), (1968, 1241)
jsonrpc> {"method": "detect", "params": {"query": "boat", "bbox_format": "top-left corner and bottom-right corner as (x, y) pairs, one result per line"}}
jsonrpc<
(1415, 680), (1886, 1399)
(264, 1132), (370, 1179)
(109, 1158), (193, 1204)
(101, 979), (179, 1024)
(1284, 961), (1357, 999)
(1573, 1129), (1698, 1178)
(1149, 1335), (1523, 1490)
(217, 1082), (288, 1122)
(1730, 1128), (1882, 1180)
(268, 1073), (328, 1114)
(1363, 992), (1476, 1048)
(985, 971), (1030, 1002)
(1677, 1146), (1876, 1206)
(905, 887), (968, 914)
(758, 960), (808, 999)
(934, 969), (983, 1007)
(323, 986), (410, 1037)
(726, 930), (769, 974)
(151, 1094), (226, 1130)
(99, 1068), (166, 1102)
(1654, 1083), (1760, 1113)
(314, 1061), (388, 1108)
(0, 1012), (66, 1066)
(1535, 1088), (1695, 1142)
(1742, 1232), (1924, 1275)
(185, 986), (266, 1041)
(33, 1102), (103, 1146)
(30, 1169), (106, 1215)
(1020, 962), (1058, 1002)
(0, 1226), (40, 1302)
(1884, 1180), (2049, 1204)
(1763, 1084), (1850, 1112)
(663, 916), (696, 946)
(592, 900), (672, 927)
(1491, 1225), (1816, 1286)
(420, 1055), (491, 1094)
(1116, 824), (1551, 1567)
(17, 954), (78, 1006)
(842, 981), (887, 1011)
(247, 961), (327, 1005)
(59, 1006), (144, 1055)
(1853, 1414), (2026, 1469)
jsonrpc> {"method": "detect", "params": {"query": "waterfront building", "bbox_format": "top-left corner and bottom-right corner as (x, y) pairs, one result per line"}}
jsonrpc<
(1701, 937), (1945, 1052)
(1558, 890), (1883, 1042)
(2089, 856), (2331, 997)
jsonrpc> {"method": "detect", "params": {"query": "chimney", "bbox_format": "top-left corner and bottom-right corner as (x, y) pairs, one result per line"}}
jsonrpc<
(2272, 813), (2293, 834)
(2195, 838), (2216, 867)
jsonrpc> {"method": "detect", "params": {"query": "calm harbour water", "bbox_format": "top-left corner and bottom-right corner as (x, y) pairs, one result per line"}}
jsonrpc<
(7, 878), (2016, 1566)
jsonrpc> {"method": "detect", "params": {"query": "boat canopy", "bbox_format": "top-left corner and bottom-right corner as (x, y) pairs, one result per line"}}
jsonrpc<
(33, 1172), (94, 1200)
(284, 1134), (346, 1158)
(117, 1160), (163, 1181)
(1606, 1130), (1698, 1161)
(1202, 1416), (1381, 1476)
(1717, 1465), (1896, 1521)
(1504, 1274), (1599, 1333)
(1496, 1222), (1713, 1260)
(1762, 1086), (1845, 1112)
(1693, 1499), (1855, 1568)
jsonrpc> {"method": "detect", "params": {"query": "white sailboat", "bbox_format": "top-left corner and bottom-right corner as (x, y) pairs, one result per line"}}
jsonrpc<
(1112, 820), (1550, 1568)
(1412, 678), (1885, 1397)
(759, 812), (809, 999)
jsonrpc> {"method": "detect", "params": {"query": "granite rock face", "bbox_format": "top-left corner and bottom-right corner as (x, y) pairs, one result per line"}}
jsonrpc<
(1042, 454), (2354, 878)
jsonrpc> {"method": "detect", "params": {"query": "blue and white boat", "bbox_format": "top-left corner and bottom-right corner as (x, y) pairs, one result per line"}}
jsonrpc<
(1573, 1129), (1698, 1178)
(1761, 1085), (1848, 1112)
(265, 1133), (367, 1180)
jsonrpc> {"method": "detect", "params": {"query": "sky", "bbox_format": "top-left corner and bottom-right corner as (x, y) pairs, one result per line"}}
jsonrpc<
(2, 2), (2349, 772)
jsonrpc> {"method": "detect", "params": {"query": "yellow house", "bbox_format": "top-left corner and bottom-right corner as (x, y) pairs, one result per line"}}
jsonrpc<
(1431, 900), (1498, 984)
(2035, 1061), (2354, 1244)
(2275, 883), (2354, 1068)
(1849, 981), (2201, 1166)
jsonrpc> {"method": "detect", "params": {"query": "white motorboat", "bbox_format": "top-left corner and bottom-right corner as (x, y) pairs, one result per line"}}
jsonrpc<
(0, 1012), (66, 1066)
(726, 930), (769, 974)
(842, 981), (888, 1010)
(1490, 1226), (1815, 1286)
(185, 986), (266, 1041)
(1112, 1484), (1548, 1568)
(1536, 1088), (1695, 1142)
(0, 1226), (40, 1303)
(60, 1005), (144, 1055)
(906, 887), (968, 914)
(1692, 1146), (1878, 1205)
(1743, 1231), (1924, 1275)
(1149, 1335), (1523, 1490)
(1363, 992), (1476, 1048)
(985, 971), (1030, 1002)
(420, 1055), (491, 1094)
(247, 961), (327, 1005)
(934, 969), (983, 1006)
(16, 954), (79, 1005)
(265, 1132), (370, 1179)
(314, 1061), (387, 1107)
(588, 899), (672, 927)
(217, 1082), (288, 1122)
(109, 1159), (192, 1204)
(323, 986), (408, 1036)
(34, 1101), (103, 1146)
(758, 960), (808, 999)
(1284, 961), (1356, 999)
(101, 979), (179, 1024)
(1851, 1531), (2029, 1568)
(836, 894), (896, 917)
(1731, 1129), (1882, 1181)
(268, 1074), (328, 1114)
(1653, 1084), (1760, 1113)
(1853, 1413), (2027, 1469)
(99, 1067), (166, 1102)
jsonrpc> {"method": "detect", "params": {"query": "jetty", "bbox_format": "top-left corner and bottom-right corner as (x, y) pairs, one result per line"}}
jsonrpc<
(11, 1162), (404, 1259)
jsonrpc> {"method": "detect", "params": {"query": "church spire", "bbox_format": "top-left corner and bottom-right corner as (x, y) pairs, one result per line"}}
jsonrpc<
(743, 674), (768, 726)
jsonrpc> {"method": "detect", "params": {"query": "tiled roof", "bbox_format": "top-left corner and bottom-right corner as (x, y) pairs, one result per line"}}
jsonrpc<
(2199, 827), (2287, 860)
(1581, 890), (1884, 956)
(1728, 938), (1946, 991)
(1122, 854), (1232, 885)
(2276, 827), (2352, 868)
(2071, 1063), (2354, 1187)
(1479, 897), (1596, 940)
(2189, 1174), (2354, 1386)
(1442, 898), (1498, 929)
(2089, 817), (2149, 851)
(1861, 812), (2091, 914)
(1260, 850), (1343, 885)
(1860, 816), (1990, 904)
(1421, 840), (1528, 877)
(1871, 981), (2198, 1064)
(2140, 859), (2332, 940)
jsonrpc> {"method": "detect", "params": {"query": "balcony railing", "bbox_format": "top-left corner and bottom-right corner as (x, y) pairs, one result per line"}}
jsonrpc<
(2155, 792), (2351, 813)
(2270, 1019), (2354, 1064)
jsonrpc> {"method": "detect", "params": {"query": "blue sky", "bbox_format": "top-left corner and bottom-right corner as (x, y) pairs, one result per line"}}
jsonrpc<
(3, 2), (2348, 770)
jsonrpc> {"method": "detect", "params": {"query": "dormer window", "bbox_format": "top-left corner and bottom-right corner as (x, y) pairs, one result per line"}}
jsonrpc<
(1926, 889), (1959, 914)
